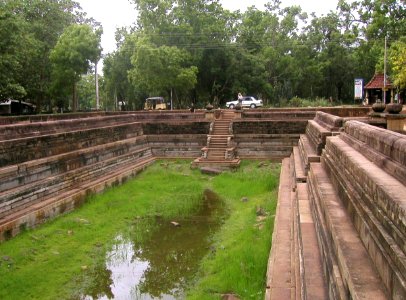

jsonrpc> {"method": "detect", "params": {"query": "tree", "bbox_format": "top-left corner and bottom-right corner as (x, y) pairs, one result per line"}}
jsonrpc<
(389, 39), (406, 90)
(1, 0), (83, 110)
(77, 74), (98, 110)
(50, 24), (102, 111)
(129, 38), (198, 108)
(0, 9), (32, 100)
(103, 30), (145, 110)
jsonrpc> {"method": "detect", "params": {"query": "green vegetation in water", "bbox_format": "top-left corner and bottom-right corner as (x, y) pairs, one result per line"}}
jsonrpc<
(0, 160), (280, 299)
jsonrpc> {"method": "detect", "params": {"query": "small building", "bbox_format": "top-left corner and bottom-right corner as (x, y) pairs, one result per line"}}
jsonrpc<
(0, 99), (36, 115)
(364, 73), (395, 104)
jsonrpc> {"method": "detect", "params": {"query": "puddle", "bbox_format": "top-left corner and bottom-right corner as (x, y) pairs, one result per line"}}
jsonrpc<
(82, 189), (226, 299)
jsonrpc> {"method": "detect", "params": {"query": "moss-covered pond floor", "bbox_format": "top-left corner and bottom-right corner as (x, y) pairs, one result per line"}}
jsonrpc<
(0, 160), (280, 300)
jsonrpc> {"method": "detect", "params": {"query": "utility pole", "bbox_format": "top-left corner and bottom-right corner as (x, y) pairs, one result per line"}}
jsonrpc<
(383, 36), (387, 104)
(170, 88), (173, 110)
(95, 61), (100, 110)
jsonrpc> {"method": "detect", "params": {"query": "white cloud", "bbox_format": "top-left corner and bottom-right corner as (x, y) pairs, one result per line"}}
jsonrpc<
(79, 0), (137, 54)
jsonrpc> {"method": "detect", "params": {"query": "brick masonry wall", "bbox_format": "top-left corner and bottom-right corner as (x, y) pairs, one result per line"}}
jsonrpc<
(0, 123), (144, 167)
(232, 120), (308, 134)
(318, 121), (406, 299)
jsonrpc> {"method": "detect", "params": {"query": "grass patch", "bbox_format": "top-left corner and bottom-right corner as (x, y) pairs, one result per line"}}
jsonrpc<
(186, 161), (280, 299)
(0, 160), (280, 299)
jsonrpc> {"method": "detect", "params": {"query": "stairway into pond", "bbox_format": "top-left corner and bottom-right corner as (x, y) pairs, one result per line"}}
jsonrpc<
(192, 110), (240, 169)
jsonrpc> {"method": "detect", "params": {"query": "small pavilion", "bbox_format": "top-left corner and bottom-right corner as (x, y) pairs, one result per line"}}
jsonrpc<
(364, 73), (395, 104)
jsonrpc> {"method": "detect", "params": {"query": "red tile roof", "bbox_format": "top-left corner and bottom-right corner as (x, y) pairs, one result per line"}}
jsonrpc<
(364, 73), (393, 89)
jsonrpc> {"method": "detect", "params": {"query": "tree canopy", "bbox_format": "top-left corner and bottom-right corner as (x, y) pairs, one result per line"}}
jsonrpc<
(101, 0), (405, 109)
(0, 0), (101, 112)
(1, 0), (405, 111)
(50, 24), (102, 111)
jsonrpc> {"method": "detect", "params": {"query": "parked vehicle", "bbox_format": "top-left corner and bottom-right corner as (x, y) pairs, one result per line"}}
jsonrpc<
(226, 96), (263, 109)
(0, 99), (36, 115)
(144, 97), (167, 110)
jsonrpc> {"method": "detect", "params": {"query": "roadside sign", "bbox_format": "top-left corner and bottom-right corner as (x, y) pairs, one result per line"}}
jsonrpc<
(354, 78), (363, 100)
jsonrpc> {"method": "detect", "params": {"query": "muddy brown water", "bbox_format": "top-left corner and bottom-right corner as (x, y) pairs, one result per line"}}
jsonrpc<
(82, 189), (226, 299)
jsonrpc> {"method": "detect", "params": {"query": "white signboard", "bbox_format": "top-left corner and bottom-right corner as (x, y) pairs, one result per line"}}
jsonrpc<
(354, 78), (363, 100)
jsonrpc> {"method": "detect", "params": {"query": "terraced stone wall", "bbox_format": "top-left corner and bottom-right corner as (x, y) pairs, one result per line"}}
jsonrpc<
(243, 107), (370, 118)
(232, 119), (308, 158)
(0, 123), (144, 167)
(143, 120), (210, 158)
(308, 120), (406, 299)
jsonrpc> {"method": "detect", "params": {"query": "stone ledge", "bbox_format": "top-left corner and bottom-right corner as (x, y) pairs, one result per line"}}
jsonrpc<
(292, 147), (306, 182)
(0, 136), (149, 192)
(265, 158), (297, 300)
(314, 111), (343, 131)
(0, 122), (144, 167)
(298, 134), (320, 176)
(344, 120), (406, 165)
(308, 162), (388, 299)
(0, 114), (145, 140)
(322, 136), (406, 298)
(296, 183), (328, 299)
(0, 147), (153, 218)
(339, 132), (406, 183)
(0, 156), (156, 241)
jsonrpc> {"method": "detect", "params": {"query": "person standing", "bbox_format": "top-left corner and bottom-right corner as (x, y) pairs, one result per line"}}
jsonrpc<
(238, 92), (243, 104)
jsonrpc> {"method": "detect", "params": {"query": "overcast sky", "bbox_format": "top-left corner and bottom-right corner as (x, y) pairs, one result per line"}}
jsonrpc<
(78, 0), (339, 67)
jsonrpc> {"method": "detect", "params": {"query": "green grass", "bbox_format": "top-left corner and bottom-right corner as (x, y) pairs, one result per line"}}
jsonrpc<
(0, 160), (280, 300)
(186, 161), (280, 299)
(276, 96), (335, 107)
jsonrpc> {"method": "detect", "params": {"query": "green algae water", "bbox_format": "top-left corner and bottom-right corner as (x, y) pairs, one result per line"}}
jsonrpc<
(0, 160), (279, 300)
(82, 189), (226, 299)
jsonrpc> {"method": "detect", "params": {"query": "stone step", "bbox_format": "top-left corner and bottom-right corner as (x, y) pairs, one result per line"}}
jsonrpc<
(339, 131), (406, 183)
(0, 147), (153, 218)
(190, 158), (240, 169)
(266, 158), (298, 299)
(305, 120), (332, 156)
(209, 139), (228, 143)
(0, 122), (143, 167)
(207, 154), (225, 159)
(207, 152), (225, 157)
(322, 136), (406, 297)
(293, 146), (306, 182)
(0, 156), (156, 241)
(207, 151), (225, 154)
(296, 183), (328, 299)
(298, 134), (319, 175)
(209, 137), (228, 142)
(308, 162), (388, 299)
(209, 144), (227, 148)
(0, 136), (148, 193)
(0, 114), (142, 140)
(212, 127), (229, 131)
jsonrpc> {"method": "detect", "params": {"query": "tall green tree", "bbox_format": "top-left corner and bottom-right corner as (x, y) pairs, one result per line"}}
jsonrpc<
(128, 38), (198, 108)
(389, 39), (406, 90)
(1, 0), (83, 110)
(50, 24), (102, 111)
(0, 8), (34, 100)
(103, 29), (145, 110)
